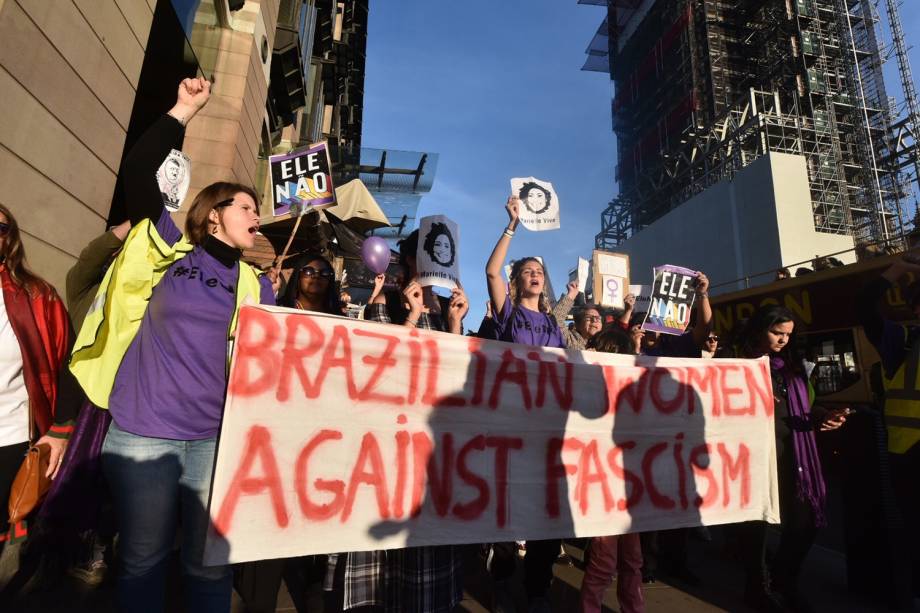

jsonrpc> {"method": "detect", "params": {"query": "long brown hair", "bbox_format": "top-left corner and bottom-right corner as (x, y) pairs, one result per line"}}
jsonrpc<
(184, 182), (259, 245)
(508, 257), (550, 313)
(0, 204), (50, 293)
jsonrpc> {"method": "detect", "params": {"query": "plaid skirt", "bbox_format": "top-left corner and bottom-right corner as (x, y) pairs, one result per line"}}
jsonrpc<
(325, 545), (462, 612)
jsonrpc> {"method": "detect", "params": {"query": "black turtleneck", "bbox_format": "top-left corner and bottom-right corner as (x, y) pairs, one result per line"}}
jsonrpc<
(203, 234), (242, 268)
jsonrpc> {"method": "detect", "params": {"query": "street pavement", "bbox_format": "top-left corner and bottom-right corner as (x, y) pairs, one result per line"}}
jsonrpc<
(1, 526), (915, 612)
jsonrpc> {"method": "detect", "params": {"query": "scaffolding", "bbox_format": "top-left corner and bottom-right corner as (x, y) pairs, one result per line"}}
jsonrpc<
(586, 0), (912, 249)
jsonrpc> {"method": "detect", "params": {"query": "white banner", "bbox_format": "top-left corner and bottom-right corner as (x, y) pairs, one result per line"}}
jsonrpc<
(205, 306), (780, 565)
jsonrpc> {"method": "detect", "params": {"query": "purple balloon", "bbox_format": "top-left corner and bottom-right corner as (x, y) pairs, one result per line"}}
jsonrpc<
(361, 236), (391, 275)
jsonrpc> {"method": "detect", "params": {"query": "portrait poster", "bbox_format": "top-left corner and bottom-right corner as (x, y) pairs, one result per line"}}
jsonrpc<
(270, 142), (336, 217)
(641, 265), (700, 335)
(416, 215), (460, 290)
(592, 250), (630, 310)
(156, 149), (191, 213)
(510, 177), (561, 231)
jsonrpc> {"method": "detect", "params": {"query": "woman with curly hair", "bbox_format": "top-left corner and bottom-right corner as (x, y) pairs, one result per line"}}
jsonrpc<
(485, 196), (562, 349)
(518, 181), (552, 215)
(422, 222), (456, 267)
(484, 195), (563, 611)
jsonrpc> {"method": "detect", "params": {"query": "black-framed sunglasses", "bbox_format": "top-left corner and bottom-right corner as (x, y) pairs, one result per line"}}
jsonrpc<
(707, 335), (719, 342)
(0, 222), (9, 236)
(300, 266), (334, 279)
(214, 198), (235, 209)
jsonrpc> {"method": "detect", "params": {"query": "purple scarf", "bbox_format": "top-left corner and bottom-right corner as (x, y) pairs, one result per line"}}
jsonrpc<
(771, 355), (827, 526)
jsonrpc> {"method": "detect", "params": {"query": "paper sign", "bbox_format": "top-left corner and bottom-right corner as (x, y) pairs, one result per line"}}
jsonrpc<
(577, 258), (590, 293)
(416, 215), (460, 290)
(510, 177), (561, 231)
(600, 275), (626, 308)
(270, 142), (336, 216)
(629, 284), (652, 313)
(593, 250), (630, 309)
(642, 265), (699, 335)
(595, 252), (629, 278)
(204, 307), (780, 564)
(156, 149), (191, 213)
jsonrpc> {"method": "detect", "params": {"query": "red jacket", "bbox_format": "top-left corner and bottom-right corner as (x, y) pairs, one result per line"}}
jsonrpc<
(1, 266), (75, 438)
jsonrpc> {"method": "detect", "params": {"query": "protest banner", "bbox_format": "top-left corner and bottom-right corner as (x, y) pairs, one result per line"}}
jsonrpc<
(510, 177), (561, 231)
(204, 306), (780, 565)
(593, 250), (630, 310)
(416, 215), (460, 290)
(156, 149), (191, 213)
(270, 142), (336, 217)
(642, 265), (700, 335)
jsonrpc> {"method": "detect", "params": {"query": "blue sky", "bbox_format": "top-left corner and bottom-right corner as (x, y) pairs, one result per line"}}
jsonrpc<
(361, 1), (920, 325)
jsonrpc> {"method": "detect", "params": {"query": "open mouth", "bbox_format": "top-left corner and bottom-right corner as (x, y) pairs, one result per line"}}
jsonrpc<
(248, 225), (259, 234)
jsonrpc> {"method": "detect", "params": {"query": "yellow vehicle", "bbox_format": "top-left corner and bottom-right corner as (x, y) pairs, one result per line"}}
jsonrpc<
(710, 254), (917, 405)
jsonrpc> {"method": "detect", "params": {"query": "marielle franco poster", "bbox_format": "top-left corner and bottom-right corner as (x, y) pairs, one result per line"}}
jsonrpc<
(415, 215), (460, 290)
(510, 176), (561, 231)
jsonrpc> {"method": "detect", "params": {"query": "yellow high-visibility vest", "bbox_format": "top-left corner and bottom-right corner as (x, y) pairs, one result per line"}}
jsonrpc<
(882, 327), (920, 454)
(69, 219), (262, 408)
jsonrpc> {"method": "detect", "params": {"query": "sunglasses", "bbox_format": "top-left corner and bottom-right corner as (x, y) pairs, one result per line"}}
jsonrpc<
(0, 222), (8, 236)
(706, 336), (719, 342)
(300, 266), (334, 279)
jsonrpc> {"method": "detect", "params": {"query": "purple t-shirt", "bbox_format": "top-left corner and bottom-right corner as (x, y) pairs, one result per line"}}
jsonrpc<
(492, 297), (564, 349)
(108, 211), (274, 440)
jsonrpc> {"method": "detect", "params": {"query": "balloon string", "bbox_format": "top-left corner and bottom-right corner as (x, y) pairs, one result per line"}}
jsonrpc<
(273, 214), (303, 277)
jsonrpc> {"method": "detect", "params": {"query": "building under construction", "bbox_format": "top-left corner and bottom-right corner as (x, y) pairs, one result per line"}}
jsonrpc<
(582, 0), (919, 252)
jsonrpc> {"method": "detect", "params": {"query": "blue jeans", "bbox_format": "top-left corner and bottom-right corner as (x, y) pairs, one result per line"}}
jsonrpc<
(102, 422), (231, 613)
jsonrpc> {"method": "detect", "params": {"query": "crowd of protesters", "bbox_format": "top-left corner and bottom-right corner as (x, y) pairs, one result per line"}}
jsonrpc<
(0, 76), (916, 613)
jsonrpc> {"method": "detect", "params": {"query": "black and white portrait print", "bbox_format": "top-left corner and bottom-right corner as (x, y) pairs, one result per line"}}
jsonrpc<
(422, 221), (456, 267)
(510, 176), (561, 231)
(156, 149), (191, 212)
(416, 215), (460, 290)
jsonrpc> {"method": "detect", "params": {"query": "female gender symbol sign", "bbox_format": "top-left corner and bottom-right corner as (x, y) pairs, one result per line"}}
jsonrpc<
(606, 277), (620, 303)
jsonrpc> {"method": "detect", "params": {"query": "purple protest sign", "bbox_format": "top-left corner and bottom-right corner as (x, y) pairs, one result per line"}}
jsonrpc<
(269, 142), (336, 216)
(641, 264), (699, 335)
